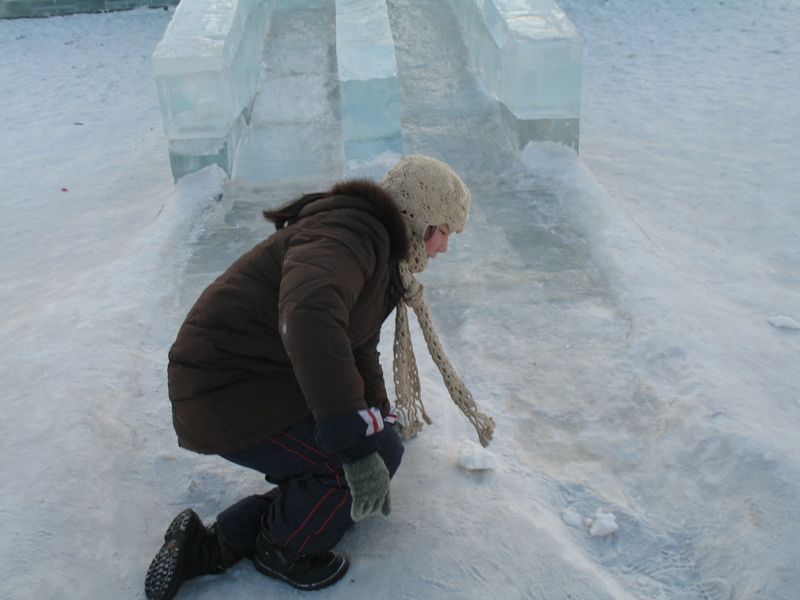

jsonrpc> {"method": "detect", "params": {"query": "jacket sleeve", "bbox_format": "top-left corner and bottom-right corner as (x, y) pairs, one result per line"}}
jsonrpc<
(314, 333), (393, 460)
(353, 330), (390, 413)
(278, 225), (377, 427)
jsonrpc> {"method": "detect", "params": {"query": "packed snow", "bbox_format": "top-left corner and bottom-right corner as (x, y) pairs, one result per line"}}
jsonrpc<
(1, 1), (798, 599)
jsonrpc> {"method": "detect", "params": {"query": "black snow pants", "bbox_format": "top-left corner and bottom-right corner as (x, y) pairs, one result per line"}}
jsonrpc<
(215, 416), (404, 557)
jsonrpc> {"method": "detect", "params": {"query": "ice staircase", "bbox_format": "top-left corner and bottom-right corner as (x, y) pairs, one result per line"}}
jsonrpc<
(152, 0), (582, 182)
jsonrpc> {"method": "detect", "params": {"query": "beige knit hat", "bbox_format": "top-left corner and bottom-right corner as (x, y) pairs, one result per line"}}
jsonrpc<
(380, 155), (495, 447)
(381, 155), (472, 274)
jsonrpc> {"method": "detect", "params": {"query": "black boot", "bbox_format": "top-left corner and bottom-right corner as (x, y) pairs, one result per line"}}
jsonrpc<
(253, 515), (348, 590)
(145, 508), (241, 600)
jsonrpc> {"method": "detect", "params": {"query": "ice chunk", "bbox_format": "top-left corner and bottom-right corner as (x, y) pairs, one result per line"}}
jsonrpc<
(587, 509), (619, 538)
(457, 439), (499, 471)
(768, 315), (800, 330)
(561, 509), (583, 528)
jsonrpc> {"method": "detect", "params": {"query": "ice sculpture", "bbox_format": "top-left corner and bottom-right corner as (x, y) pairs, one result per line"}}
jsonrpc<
(151, 0), (582, 182)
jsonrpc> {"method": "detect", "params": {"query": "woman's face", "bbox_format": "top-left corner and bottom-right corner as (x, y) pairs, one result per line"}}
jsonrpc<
(424, 223), (451, 258)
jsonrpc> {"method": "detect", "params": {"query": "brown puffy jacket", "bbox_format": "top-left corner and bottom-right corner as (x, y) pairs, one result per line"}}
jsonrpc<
(168, 180), (409, 455)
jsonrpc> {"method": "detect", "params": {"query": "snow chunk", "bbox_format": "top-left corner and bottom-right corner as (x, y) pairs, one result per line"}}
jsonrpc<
(457, 440), (498, 471)
(562, 507), (618, 538)
(587, 509), (619, 537)
(561, 509), (583, 528)
(768, 315), (800, 330)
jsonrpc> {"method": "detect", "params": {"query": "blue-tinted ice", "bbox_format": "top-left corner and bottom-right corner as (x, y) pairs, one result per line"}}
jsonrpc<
(152, 0), (583, 181)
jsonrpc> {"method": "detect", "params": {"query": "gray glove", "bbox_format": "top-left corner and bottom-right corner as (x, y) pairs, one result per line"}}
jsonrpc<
(343, 451), (391, 521)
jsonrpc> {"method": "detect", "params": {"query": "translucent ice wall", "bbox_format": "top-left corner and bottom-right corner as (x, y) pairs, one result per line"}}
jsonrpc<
(335, 0), (403, 163)
(152, 0), (273, 181)
(451, 0), (583, 150)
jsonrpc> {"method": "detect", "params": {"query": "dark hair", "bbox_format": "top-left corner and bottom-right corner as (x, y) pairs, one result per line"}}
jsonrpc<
(262, 192), (326, 230)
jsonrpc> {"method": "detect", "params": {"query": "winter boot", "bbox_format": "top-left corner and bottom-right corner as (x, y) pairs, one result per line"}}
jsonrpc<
(145, 508), (241, 600)
(252, 515), (348, 590)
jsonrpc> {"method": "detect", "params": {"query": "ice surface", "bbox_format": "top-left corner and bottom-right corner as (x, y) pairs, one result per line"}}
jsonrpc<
(336, 0), (403, 162)
(335, 0), (396, 81)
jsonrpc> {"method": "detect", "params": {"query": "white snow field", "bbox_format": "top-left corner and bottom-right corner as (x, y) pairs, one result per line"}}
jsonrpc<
(1, 0), (799, 598)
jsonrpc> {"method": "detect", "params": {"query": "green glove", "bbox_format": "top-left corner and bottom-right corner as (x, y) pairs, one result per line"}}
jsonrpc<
(343, 452), (391, 521)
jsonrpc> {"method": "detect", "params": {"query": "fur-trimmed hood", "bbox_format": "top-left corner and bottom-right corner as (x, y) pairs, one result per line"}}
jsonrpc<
(298, 178), (410, 261)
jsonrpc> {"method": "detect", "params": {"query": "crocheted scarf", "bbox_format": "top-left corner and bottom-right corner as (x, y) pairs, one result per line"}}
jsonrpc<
(392, 261), (495, 448)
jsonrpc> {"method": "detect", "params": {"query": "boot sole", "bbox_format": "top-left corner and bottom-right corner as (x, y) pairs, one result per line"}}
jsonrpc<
(144, 509), (202, 600)
(253, 552), (349, 591)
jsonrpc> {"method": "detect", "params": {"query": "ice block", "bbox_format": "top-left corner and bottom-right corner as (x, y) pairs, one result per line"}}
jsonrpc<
(335, 0), (403, 163)
(152, 0), (273, 180)
(451, 0), (583, 150)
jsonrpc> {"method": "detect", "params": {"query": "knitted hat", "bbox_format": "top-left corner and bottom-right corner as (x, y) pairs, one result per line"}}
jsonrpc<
(380, 155), (494, 448)
(380, 155), (472, 274)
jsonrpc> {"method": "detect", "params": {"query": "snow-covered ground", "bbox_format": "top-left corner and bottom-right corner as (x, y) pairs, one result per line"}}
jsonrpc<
(1, 1), (798, 598)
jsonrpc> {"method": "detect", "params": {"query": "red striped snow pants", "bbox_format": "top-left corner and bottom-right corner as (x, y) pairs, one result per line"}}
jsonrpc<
(216, 416), (403, 556)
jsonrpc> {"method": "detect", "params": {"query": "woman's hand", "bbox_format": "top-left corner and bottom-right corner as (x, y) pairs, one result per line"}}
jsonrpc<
(342, 452), (391, 521)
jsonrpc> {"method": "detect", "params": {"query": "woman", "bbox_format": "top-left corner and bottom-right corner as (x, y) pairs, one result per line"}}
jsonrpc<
(145, 155), (493, 600)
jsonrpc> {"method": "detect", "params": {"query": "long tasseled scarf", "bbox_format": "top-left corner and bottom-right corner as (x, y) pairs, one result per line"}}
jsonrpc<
(392, 263), (495, 447)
